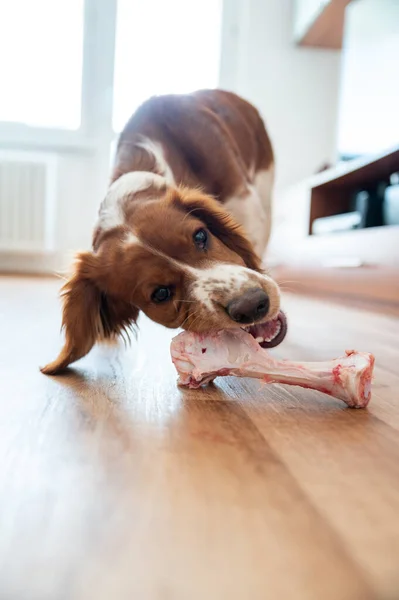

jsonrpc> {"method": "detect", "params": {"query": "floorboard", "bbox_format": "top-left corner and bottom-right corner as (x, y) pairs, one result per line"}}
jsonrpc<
(0, 276), (398, 600)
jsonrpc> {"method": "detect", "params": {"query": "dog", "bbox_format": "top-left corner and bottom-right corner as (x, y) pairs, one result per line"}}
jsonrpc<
(42, 89), (287, 375)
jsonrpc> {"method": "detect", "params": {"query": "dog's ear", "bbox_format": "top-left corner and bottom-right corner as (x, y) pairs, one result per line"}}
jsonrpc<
(172, 189), (262, 272)
(41, 252), (139, 375)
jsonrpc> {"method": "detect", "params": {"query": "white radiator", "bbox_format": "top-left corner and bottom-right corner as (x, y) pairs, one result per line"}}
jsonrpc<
(0, 150), (57, 252)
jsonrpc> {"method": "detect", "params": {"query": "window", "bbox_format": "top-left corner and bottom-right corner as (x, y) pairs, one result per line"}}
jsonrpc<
(0, 0), (84, 130)
(338, 0), (399, 156)
(112, 0), (222, 132)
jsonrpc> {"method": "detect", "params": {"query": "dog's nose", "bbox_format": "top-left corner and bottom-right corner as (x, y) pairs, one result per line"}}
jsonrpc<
(227, 289), (270, 324)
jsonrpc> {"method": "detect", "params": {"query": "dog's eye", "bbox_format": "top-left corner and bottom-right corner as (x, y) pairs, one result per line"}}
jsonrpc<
(193, 228), (208, 250)
(151, 286), (173, 303)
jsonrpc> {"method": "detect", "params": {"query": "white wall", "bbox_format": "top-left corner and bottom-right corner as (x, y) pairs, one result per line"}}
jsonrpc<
(338, 0), (399, 156)
(220, 0), (341, 189)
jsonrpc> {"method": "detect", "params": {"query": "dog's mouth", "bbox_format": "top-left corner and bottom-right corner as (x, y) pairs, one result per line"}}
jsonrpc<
(245, 310), (287, 348)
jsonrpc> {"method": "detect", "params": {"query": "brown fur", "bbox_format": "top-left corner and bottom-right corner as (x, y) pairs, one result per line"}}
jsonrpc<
(42, 190), (265, 374)
(41, 253), (139, 374)
(170, 188), (262, 272)
(42, 91), (278, 375)
(112, 90), (273, 198)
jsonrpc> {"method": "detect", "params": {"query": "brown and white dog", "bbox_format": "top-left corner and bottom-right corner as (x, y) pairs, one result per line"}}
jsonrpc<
(42, 89), (287, 375)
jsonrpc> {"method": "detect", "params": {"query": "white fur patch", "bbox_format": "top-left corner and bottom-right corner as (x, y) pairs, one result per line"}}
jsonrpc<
(136, 137), (175, 185)
(254, 166), (275, 204)
(190, 263), (278, 314)
(97, 171), (167, 232)
(224, 164), (274, 257)
(253, 165), (275, 251)
(125, 232), (141, 246)
(107, 171), (166, 206)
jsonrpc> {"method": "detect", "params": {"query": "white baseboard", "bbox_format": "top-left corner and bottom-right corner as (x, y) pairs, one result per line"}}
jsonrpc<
(0, 250), (71, 275)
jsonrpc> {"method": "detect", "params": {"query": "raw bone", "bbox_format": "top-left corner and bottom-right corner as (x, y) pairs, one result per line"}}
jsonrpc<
(170, 329), (375, 408)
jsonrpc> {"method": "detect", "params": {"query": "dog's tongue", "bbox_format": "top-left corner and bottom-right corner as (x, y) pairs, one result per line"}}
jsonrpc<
(247, 310), (287, 348)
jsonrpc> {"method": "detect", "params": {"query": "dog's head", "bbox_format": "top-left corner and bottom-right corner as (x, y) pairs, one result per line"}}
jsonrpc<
(42, 173), (286, 374)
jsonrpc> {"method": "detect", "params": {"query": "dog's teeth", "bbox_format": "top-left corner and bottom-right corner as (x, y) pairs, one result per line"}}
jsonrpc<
(255, 321), (282, 344)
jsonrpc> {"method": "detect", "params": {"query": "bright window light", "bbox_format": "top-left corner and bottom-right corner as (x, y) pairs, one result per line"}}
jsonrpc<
(0, 0), (84, 130)
(338, 0), (399, 156)
(112, 0), (222, 132)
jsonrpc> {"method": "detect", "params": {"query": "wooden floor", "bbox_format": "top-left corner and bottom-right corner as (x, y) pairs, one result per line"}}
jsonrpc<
(1, 276), (399, 600)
